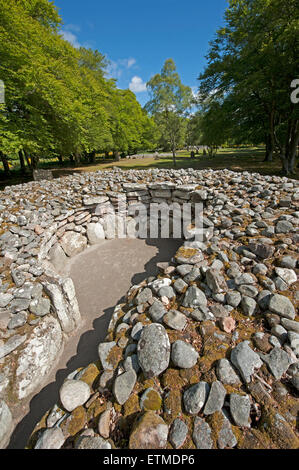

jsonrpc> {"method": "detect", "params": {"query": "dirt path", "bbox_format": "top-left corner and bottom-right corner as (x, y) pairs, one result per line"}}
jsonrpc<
(8, 238), (182, 448)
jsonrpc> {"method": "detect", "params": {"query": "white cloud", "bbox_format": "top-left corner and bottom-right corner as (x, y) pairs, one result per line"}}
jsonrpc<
(126, 58), (136, 68)
(64, 24), (81, 33)
(61, 30), (81, 49)
(105, 56), (137, 79)
(129, 76), (147, 93)
(118, 57), (136, 69)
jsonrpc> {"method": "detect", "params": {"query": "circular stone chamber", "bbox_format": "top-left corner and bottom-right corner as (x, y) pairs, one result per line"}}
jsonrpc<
(0, 167), (298, 449)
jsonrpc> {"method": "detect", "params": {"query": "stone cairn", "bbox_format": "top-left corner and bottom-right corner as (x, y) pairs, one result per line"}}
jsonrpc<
(0, 167), (298, 449)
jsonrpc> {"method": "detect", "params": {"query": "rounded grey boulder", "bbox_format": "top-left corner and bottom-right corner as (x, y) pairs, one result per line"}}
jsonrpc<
(59, 379), (91, 412)
(183, 382), (210, 415)
(34, 427), (65, 449)
(171, 340), (199, 368)
(137, 323), (170, 378)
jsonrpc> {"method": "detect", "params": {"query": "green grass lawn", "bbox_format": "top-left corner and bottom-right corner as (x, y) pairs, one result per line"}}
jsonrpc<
(1, 146), (298, 189)
(51, 147), (299, 178)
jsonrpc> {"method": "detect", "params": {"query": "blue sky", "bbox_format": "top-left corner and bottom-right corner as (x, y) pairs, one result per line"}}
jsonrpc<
(55, 0), (228, 107)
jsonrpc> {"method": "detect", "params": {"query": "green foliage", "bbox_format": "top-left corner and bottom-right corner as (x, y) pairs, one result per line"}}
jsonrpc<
(0, 0), (156, 174)
(198, 0), (299, 173)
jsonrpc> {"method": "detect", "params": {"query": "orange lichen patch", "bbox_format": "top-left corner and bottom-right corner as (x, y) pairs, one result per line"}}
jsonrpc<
(275, 285), (299, 309)
(141, 389), (162, 411)
(123, 393), (141, 418)
(198, 333), (230, 373)
(105, 331), (114, 342)
(86, 398), (107, 422)
(276, 394), (299, 426)
(199, 321), (216, 339)
(135, 313), (151, 325)
(161, 369), (186, 390)
(33, 411), (50, 437)
(135, 376), (160, 394)
(175, 247), (198, 259)
(200, 367), (217, 384)
(114, 328), (129, 343)
(236, 428), (275, 449)
(207, 410), (225, 448)
(179, 366), (201, 385)
(106, 345), (123, 370)
(79, 363), (101, 388)
(166, 329), (186, 344)
(259, 406), (299, 449)
(178, 306), (194, 315)
(181, 436), (196, 450)
(126, 288), (140, 303)
(27, 313), (38, 323)
(61, 406), (87, 437)
(230, 310), (262, 343)
(223, 384), (245, 395)
(163, 389), (183, 424)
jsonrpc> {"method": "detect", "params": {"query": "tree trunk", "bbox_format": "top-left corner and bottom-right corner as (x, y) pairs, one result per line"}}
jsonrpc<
(23, 150), (33, 170)
(31, 155), (39, 170)
(207, 146), (213, 156)
(74, 152), (81, 164)
(280, 121), (299, 175)
(280, 150), (289, 175)
(288, 127), (299, 174)
(18, 150), (26, 174)
(113, 150), (120, 161)
(172, 148), (177, 167)
(89, 151), (96, 163)
(57, 155), (63, 165)
(0, 151), (10, 177)
(263, 134), (273, 162)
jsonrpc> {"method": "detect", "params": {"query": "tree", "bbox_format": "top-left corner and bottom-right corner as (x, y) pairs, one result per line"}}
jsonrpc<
(198, 0), (299, 174)
(109, 89), (157, 160)
(198, 102), (229, 155)
(0, 0), (157, 175)
(145, 59), (193, 166)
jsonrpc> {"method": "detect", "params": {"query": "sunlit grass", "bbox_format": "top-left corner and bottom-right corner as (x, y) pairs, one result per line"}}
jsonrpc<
(59, 147), (298, 179)
(1, 146), (298, 189)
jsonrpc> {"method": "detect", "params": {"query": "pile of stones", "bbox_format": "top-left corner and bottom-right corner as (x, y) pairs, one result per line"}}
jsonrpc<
(0, 167), (298, 449)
